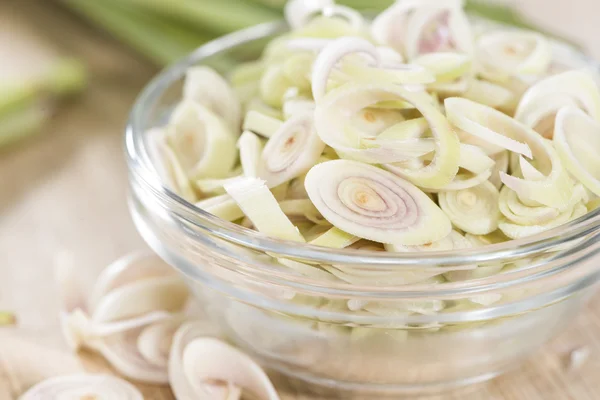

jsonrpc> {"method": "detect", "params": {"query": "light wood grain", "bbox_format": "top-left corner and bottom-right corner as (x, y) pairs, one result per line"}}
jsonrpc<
(2, 0), (600, 399)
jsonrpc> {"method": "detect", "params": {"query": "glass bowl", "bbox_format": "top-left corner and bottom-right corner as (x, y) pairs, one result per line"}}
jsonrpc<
(125, 20), (600, 397)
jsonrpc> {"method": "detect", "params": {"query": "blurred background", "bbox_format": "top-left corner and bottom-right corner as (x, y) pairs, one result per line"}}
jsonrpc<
(1, 0), (600, 398)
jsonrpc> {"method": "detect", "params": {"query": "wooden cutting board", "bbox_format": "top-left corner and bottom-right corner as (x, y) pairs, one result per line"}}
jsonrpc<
(2, 0), (600, 399)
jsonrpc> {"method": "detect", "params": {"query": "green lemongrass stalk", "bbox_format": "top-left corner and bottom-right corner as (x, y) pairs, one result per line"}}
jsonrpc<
(62, 0), (210, 65)
(116, 0), (279, 36)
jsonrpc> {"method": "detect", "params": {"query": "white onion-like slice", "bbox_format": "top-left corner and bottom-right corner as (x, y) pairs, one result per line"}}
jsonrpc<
(168, 101), (237, 179)
(243, 111), (283, 139)
(224, 177), (305, 242)
(182, 338), (280, 400)
(515, 70), (600, 137)
(309, 227), (358, 248)
(438, 169), (493, 191)
(19, 374), (143, 400)
(183, 66), (241, 132)
(462, 78), (515, 110)
(315, 83), (460, 187)
(258, 113), (325, 188)
(499, 203), (587, 239)
(146, 128), (196, 202)
(439, 180), (500, 234)
(238, 130), (264, 178)
(305, 160), (451, 245)
(554, 106), (600, 196)
(476, 30), (551, 76)
(413, 52), (471, 83)
(283, 97), (316, 119)
(489, 150), (509, 189)
(458, 144), (495, 174)
(137, 317), (183, 368)
(311, 37), (379, 102)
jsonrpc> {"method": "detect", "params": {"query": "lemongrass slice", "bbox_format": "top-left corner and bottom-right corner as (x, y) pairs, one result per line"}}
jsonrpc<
(476, 30), (551, 76)
(428, 77), (470, 96)
(309, 227), (359, 248)
(315, 83), (460, 186)
(278, 199), (327, 225)
(92, 277), (189, 323)
(170, 322), (224, 400)
(499, 203), (587, 239)
(146, 128), (196, 202)
(230, 60), (264, 87)
(305, 160), (451, 245)
(224, 177), (305, 242)
(242, 111), (283, 139)
(444, 232), (504, 281)
(184, 66), (241, 131)
(194, 177), (241, 196)
(457, 144), (495, 174)
(554, 106), (600, 196)
(182, 338), (280, 400)
(258, 113), (325, 188)
(515, 70), (600, 137)
(283, 97), (315, 119)
(489, 150), (509, 189)
(499, 185), (560, 225)
(351, 108), (407, 137)
(19, 374), (143, 400)
(168, 101), (237, 179)
(413, 52), (471, 83)
(137, 317), (183, 368)
(238, 130), (264, 178)
(439, 180), (500, 235)
(438, 169), (493, 191)
(245, 97), (282, 120)
(260, 65), (293, 108)
(196, 194), (244, 222)
(339, 63), (435, 86)
(311, 37), (380, 103)
(462, 78), (515, 109)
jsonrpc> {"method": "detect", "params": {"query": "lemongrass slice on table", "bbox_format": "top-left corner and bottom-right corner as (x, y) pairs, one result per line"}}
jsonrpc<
(182, 338), (280, 400)
(224, 177), (305, 242)
(242, 111), (283, 139)
(439, 180), (500, 235)
(445, 97), (574, 207)
(554, 106), (600, 196)
(305, 159), (451, 245)
(257, 113), (325, 188)
(146, 128), (196, 202)
(515, 70), (600, 137)
(183, 66), (241, 131)
(168, 101), (237, 179)
(413, 52), (471, 83)
(19, 374), (143, 400)
(315, 83), (460, 187)
(238, 130), (264, 178)
(137, 317), (184, 368)
(476, 30), (551, 76)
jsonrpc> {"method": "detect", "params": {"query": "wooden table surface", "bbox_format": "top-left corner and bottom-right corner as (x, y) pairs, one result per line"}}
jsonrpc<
(2, 0), (600, 399)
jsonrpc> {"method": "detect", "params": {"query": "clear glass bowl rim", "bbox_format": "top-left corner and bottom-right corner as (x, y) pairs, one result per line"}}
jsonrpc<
(125, 20), (600, 268)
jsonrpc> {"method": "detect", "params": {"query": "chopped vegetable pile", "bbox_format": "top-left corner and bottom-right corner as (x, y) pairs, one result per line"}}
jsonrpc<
(148, 0), (600, 256)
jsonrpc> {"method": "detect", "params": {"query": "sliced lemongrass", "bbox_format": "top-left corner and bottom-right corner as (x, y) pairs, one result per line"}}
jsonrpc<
(413, 52), (471, 83)
(18, 374), (143, 400)
(443, 234), (503, 281)
(457, 144), (495, 174)
(89, 251), (178, 310)
(462, 78), (515, 109)
(92, 277), (189, 323)
(489, 150), (509, 189)
(245, 97), (282, 120)
(311, 37), (379, 103)
(260, 65), (293, 108)
(499, 185), (560, 225)
(445, 97), (532, 157)
(182, 338), (280, 400)
(309, 227), (358, 248)
(385, 229), (472, 252)
(194, 177), (241, 196)
(476, 30), (551, 76)
(146, 128), (196, 202)
(258, 113), (325, 188)
(89, 326), (169, 384)
(326, 265), (442, 285)
(224, 177), (305, 242)
(338, 63), (435, 86)
(438, 169), (493, 191)
(271, 181), (290, 202)
(230, 60), (264, 87)
(195, 194), (244, 222)
(305, 159), (451, 245)
(554, 106), (600, 196)
(404, 5), (473, 59)
(515, 94), (578, 138)
(137, 317), (183, 368)
(282, 53), (313, 91)
(376, 117), (429, 140)
(168, 101), (237, 179)
(170, 321), (224, 400)
(278, 199), (326, 225)
(439, 180), (500, 235)
(360, 137), (436, 158)
(242, 111), (283, 139)
(283, 97), (315, 119)
(238, 130), (264, 178)
(350, 108), (406, 137)
(184, 66), (241, 131)
(515, 70), (600, 130)
(277, 258), (336, 281)
(499, 203), (587, 239)
(284, 0), (334, 29)
(316, 83), (460, 186)
(428, 77), (470, 96)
